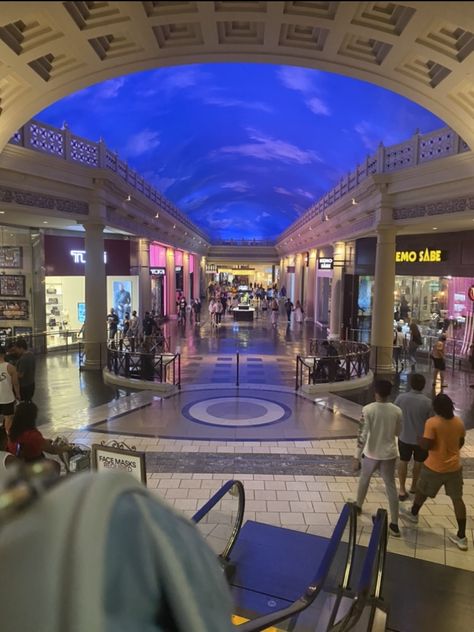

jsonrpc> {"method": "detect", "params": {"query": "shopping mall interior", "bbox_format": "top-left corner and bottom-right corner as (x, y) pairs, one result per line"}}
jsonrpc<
(0, 2), (474, 631)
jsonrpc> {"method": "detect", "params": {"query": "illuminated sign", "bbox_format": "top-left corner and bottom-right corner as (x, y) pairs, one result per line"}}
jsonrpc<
(395, 249), (445, 263)
(287, 266), (295, 273)
(175, 266), (182, 272)
(318, 257), (334, 270)
(70, 250), (107, 264)
(149, 267), (166, 276)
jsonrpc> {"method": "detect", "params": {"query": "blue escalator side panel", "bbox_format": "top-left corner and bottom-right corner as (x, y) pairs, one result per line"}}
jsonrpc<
(229, 520), (330, 603)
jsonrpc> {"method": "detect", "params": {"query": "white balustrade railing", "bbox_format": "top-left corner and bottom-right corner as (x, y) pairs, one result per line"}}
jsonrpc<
(8, 120), (469, 247)
(9, 119), (210, 242)
(278, 127), (469, 241)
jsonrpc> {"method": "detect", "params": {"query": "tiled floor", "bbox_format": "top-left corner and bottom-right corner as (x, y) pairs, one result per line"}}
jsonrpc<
(32, 311), (474, 577)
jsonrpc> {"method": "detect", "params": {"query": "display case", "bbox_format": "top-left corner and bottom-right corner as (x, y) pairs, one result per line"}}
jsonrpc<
(45, 282), (64, 331)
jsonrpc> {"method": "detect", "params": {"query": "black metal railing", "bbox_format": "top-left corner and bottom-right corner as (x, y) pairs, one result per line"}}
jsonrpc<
(330, 508), (388, 631)
(105, 346), (181, 388)
(237, 503), (358, 632)
(192, 480), (245, 566)
(296, 342), (371, 390)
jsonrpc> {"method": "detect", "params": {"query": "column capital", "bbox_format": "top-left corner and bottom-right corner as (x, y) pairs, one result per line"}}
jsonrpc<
(80, 221), (105, 233)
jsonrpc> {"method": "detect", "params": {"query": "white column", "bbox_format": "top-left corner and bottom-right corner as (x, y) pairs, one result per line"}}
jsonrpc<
(166, 247), (176, 318)
(83, 222), (107, 370)
(193, 255), (201, 299)
(371, 227), (396, 373)
(136, 238), (150, 315)
(329, 241), (345, 339)
(183, 252), (190, 303)
(306, 249), (317, 321)
(294, 253), (302, 303)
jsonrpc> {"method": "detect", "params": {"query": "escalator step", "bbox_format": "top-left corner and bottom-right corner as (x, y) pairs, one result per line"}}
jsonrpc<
(231, 614), (282, 631)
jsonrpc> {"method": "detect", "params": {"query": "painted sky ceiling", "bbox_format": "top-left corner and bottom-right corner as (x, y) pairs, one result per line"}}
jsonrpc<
(38, 63), (443, 240)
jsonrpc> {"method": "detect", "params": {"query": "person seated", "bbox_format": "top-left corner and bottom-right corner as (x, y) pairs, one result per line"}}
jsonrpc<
(7, 402), (68, 471)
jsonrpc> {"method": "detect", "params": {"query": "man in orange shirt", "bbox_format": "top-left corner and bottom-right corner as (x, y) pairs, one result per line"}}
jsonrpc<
(401, 393), (467, 550)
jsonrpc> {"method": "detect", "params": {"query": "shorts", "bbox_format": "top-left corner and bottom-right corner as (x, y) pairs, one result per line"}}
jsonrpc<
(398, 440), (428, 463)
(432, 357), (446, 370)
(0, 401), (15, 416)
(417, 465), (463, 500)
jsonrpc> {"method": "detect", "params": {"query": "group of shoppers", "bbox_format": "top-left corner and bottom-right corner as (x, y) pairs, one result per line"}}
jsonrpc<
(354, 375), (468, 550)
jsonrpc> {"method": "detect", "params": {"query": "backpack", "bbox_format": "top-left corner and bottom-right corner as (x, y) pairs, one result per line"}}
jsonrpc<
(0, 471), (233, 632)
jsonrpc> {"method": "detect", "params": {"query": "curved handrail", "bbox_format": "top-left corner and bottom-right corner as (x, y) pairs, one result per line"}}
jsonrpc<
(192, 480), (245, 562)
(329, 508), (388, 632)
(236, 502), (358, 632)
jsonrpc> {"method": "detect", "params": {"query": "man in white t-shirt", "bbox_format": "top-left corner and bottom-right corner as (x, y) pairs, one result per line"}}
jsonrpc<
(354, 379), (402, 537)
(0, 345), (20, 434)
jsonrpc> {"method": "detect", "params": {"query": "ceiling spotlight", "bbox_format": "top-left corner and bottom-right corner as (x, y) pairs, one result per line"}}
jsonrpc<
(173, 224), (176, 229)
(155, 212), (159, 219)
(125, 194), (131, 202)
(43, 221), (48, 224)
(0, 211), (4, 214)
(323, 213), (329, 222)
(351, 198), (358, 205)
(432, 227), (438, 230)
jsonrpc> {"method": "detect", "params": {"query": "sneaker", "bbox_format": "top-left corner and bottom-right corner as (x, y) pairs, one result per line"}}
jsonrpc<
(448, 534), (468, 551)
(400, 505), (419, 524)
(389, 523), (401, 538)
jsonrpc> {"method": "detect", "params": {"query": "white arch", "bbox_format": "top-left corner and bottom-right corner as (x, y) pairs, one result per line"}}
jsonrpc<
(0, 2), (473, 147)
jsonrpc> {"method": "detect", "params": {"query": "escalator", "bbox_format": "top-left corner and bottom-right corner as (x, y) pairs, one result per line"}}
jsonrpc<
(192, 480), (390, 631)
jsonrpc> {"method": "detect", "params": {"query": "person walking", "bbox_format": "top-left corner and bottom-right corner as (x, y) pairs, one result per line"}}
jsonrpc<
(294, 300), (304, 324)
(394, 373), (432, 501)
(270, 298), (279, 328)
(393, 325), (405, 373)
(192, 298), (201, 324)
(431, 334), (447, 389)
(0, 345), (20, 434)
(401, 394), (468, 551)
(11, 339), (35, 403)
(354, 380), (402, 537)
(142, 311), (156, 345)
(209, 298), (217, 328)
(408, 321), (422, 371)
(128, 310), (139, 350)
(285, 298), (294, 323)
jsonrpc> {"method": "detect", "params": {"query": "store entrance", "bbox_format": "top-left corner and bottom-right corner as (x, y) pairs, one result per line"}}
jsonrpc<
(151, 275), (165, 317)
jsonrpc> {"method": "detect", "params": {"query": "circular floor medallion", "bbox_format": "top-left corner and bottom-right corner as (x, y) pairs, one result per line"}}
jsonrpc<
(182, 396), (291, 428)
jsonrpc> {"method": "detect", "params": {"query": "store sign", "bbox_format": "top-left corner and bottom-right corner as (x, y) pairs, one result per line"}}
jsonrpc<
(395, 249), (445, 263)
(318, 257), (334, 270)
(469, 286), (474, 302)
(92, 444), (146, 484)
(287, 266), (295, 273)
(175, 266), (182, 272)
(206, 264), (218, 273)
(70, 250), (107, 264)
(149, 267), (166, 276)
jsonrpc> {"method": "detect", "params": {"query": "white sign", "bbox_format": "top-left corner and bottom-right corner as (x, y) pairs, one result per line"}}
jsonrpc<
(92, 444), (146, 484)
(150, 267), (166, 276)
(70, 250), (107, 264)
(318, 257), (334, 270)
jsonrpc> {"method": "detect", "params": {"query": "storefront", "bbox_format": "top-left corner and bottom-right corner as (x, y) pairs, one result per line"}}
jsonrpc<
(150, 244), (166, 317)
(44, 234), (136, 348)
(0, 225), (38, 345)
(352, 232), (474, 338)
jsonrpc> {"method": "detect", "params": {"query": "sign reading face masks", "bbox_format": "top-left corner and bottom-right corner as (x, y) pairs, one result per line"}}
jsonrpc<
(318, 257), (334, 270)
(395, 249), (445, 263)
(92, 444), (147, 485)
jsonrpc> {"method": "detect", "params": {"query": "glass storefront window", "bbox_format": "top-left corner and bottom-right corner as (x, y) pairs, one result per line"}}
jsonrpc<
(357, 275), (474, 338)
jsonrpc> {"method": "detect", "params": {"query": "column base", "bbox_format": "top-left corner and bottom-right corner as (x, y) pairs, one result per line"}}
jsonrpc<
(81, 341), (107, 371)
(370, 346), (396, 376)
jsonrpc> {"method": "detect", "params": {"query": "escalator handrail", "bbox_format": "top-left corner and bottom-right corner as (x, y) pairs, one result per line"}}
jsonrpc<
(236, 502), (358, 632)
(192, 479), (245, 561)
(328, 508), (388, 631)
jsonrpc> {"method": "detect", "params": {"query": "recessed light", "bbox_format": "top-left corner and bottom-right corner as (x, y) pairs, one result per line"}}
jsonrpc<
(43, 221), (48, 224)
(432, 227), (438, 230)
(173, 224), (176, 229)
(155, 213), (159, 219)
(0, 211), (4, 214)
